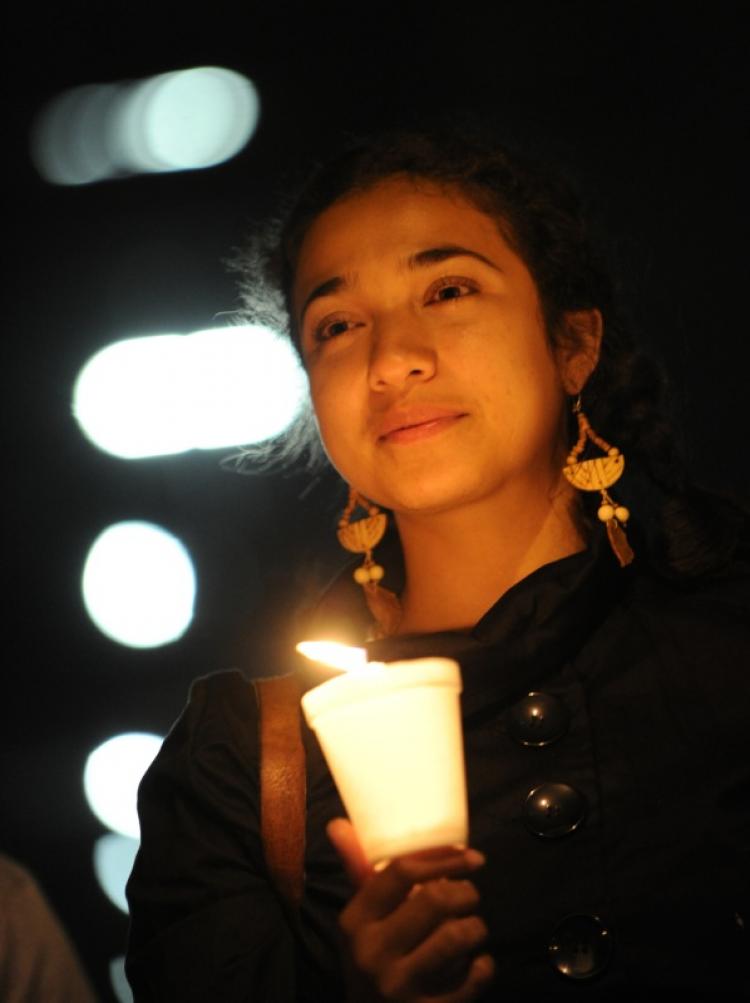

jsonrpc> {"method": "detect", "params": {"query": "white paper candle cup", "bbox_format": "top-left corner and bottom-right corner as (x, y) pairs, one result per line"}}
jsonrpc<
(301, 657), (467, 867)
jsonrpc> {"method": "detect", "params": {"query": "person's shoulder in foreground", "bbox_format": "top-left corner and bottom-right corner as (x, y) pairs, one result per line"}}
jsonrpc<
(0, 854), (97, 1003)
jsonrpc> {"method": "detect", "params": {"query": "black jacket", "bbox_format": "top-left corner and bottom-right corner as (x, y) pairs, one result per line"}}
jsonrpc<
(126, 532), (750, 1000)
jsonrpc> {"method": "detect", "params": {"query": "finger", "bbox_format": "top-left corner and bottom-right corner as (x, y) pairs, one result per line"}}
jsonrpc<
(423, 952), (496, 1003)
(393, 916), (490, 999)
(346, 847), (485, 925)
(326, 818), (372, 888)
(379, 878), (482, 957)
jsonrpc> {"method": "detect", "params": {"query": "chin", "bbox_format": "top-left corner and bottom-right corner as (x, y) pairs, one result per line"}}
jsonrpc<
(377, 474), (490, 517)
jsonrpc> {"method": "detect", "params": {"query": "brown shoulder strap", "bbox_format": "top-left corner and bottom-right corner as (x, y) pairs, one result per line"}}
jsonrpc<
(254, 674), (306, 911)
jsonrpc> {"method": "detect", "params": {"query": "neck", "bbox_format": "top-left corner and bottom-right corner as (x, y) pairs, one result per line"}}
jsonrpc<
(393, 474), (588, 635)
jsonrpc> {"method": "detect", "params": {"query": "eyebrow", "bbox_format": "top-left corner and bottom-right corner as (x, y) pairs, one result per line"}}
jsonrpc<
(298, 245), (502, 326)
(408, 244), (503, 273)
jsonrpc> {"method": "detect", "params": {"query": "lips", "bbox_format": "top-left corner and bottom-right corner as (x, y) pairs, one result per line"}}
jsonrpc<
(375, 406), (468, 442)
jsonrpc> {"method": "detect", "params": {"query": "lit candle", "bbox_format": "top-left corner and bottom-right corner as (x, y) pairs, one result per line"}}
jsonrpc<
(297, 641), (468, 868)
(295, 640), (369, 673)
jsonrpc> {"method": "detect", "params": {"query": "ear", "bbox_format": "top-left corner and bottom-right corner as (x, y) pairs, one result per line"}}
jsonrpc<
(555, 309), (603, 395)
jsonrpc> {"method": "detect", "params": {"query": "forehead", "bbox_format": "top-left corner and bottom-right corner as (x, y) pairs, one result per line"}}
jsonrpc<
(292, 178), (514, 306)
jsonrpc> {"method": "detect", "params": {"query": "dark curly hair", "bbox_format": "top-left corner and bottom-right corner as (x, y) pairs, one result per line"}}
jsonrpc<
(233, 126), (746, 580)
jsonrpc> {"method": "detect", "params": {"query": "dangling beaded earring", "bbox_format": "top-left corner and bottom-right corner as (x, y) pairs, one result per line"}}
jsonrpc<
(337, 487), (402, 637)
(562, 396), (635, 567)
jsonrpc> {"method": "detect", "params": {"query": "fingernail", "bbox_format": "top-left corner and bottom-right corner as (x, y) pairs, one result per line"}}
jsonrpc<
(464, 848), (486, 867)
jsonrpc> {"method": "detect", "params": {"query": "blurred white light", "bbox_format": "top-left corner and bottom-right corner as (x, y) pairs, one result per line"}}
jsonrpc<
(30, 84), (121, 186)
(94, 833), (140, 913)
(81, 522), (196, 648)
(73, 325), (308, 460)
(118, 67), (259, 172)
(84, 732), (163, 838)
(110, 956), (134, 1003)
(31, 66), (259, 184)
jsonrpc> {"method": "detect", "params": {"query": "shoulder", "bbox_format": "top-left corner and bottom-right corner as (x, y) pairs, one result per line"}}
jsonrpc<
(0, 854), (56, 922)
(611, 546), (750, 732)
(0, 856), (97, 1003)
(0, 857), (60, 924)
(577, 535), (750, 702)
(170, 667), (306, 753)
(127, 672), (301, 1000)
(179, 668), (259, 741)
(155, 669), (259, 762)
(140, 669), (309, 820)
(629, 537), (750, 639)
(138, 670), (264, 822)
(0, 854), (39, 903)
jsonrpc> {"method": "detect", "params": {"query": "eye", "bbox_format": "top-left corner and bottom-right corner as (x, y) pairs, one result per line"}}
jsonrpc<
(313, 315), (361, 343)
(426, 276), (479, 304)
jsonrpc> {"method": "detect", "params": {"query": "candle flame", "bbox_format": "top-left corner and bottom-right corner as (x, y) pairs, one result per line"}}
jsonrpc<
(296, 640), (368, 673)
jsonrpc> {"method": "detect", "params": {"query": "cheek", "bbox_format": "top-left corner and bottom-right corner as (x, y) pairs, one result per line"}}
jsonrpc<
(478, 347), (565, 445)
(309, 377), (359, 474)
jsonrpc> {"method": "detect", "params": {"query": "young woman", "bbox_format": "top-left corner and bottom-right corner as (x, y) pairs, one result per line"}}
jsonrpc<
(125, 130), (749, 1001)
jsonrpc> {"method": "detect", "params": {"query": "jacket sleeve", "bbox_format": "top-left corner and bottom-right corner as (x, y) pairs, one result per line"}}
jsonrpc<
(125, 671), (296, 1002)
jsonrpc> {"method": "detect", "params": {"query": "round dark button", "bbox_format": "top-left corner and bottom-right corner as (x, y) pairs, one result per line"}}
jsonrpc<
(548, 914), (613, 979)
(506, 691), (570, 747)
(523, 782), (586, 837)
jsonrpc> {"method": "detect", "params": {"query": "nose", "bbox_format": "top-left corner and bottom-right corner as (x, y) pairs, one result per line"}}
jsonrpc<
(367, 313), (437, 391)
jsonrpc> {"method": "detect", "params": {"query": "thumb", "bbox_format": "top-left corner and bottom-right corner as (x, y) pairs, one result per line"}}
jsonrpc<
(326, 817), (372, 888)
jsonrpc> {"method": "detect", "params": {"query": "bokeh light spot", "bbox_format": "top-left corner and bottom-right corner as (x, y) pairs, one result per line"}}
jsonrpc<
(93, 833), (140, 914)
(31, 66), (259, 184)
(84, 733), (163, 838)
(136, 67), (259, 170)
(110, 956), (134, 1003)
(73, 325), (307, 460)
(81, 522), (196, 648)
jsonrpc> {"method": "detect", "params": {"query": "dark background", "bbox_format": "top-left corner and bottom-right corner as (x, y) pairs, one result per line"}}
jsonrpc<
(3, 3), (748, 999)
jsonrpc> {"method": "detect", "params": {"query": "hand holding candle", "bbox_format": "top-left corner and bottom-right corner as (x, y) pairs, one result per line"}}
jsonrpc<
(328, 818), (494, 1002)
(298, 642), (494, 1000)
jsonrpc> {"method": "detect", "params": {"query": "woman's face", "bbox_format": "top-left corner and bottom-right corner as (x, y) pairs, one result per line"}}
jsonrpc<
(293, 178), (589, 517)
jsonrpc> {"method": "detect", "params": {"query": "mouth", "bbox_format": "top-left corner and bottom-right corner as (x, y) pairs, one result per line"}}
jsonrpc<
(376, 408), (468, 444)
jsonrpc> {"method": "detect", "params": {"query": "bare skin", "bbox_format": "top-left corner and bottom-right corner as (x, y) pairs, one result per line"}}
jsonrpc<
(294, 179), (603, 998)
(394, 471), (586, 634)
(328, 819), (495, 1002)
